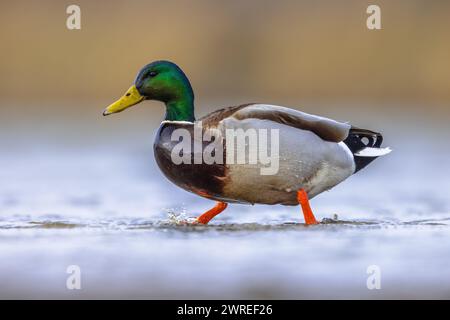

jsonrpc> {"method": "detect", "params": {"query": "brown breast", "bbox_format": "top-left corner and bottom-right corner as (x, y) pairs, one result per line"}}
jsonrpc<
(153, 122), (230, 201)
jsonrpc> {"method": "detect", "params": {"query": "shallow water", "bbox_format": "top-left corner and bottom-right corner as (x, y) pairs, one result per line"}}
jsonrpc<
(1, 118), (450, 299)
(1, 215), (450, 299)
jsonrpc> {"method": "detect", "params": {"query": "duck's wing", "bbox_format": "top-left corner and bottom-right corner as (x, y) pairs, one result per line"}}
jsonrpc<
(201, 103), (351, 143)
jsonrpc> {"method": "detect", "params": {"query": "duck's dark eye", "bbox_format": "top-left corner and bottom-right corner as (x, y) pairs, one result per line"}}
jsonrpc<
(148, 71), (157, 77)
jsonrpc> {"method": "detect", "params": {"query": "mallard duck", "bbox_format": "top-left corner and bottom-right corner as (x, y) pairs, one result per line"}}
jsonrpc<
(103, 60), (391, 225)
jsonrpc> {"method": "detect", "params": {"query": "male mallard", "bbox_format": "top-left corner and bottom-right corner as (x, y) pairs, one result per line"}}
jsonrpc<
(103, 60), (391, 225)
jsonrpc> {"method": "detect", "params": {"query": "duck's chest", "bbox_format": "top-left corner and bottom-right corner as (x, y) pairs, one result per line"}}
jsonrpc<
(153, 123), (229, 200)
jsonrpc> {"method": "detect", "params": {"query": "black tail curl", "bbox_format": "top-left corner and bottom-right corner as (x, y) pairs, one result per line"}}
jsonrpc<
(343, 127), (384, 173)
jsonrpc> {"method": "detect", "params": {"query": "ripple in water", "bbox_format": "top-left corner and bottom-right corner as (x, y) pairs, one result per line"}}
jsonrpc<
(1, 213), (449, 231)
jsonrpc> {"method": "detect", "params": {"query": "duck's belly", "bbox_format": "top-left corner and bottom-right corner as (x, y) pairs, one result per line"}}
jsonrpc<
(220, 119), (356, 205)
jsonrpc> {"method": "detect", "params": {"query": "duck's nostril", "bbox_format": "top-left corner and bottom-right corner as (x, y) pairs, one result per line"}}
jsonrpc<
(125, 93), (131, 97)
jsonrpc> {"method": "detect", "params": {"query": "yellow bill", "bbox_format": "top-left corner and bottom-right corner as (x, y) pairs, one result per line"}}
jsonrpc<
(103, 85), (144, 116)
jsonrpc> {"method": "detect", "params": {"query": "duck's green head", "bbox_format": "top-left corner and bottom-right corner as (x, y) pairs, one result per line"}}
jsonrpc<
(103, 60), (195, 121)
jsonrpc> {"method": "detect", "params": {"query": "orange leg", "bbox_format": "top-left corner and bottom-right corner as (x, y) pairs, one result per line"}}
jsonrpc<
(196, 202), (228, 225)
(297, 189), (319, 225)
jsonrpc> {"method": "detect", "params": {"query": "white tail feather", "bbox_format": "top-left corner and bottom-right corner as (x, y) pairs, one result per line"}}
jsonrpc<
(355, 147), (392, 157)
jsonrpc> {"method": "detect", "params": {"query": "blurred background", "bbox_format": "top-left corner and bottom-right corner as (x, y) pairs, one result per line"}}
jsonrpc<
(1, 0), (449, 153)
(1, 0), (450, 299)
